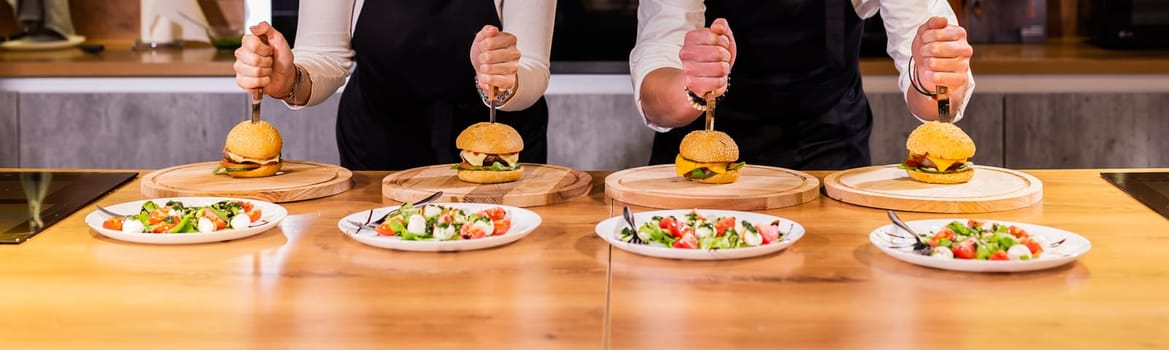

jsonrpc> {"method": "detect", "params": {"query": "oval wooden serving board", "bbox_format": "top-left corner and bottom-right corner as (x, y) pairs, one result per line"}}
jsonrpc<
(823, 165), (1042, 213)
(141, 160), (353, 203)
(605, 165), (820, 210)
(382, 163), (592, 207)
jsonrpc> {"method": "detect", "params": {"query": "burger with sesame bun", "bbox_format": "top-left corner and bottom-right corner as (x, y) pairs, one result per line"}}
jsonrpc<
(452, 122), (524, 184)
(214, 120), (283, 178)
(899, 121), (976, 184)
(674, 130), (746, 184)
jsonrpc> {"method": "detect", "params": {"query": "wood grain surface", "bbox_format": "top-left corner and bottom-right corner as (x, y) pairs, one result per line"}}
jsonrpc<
(823, 165), (1043, 213)
(140, 160), (352, 202)
(608, 169), (1169, 350)
(382, 163), (592, 207)
(4, 168), (1169, 349)
(605, 165), (820, 210)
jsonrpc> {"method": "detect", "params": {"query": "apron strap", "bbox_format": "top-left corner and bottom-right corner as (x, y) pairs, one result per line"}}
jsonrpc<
(825, 0), (846, 69)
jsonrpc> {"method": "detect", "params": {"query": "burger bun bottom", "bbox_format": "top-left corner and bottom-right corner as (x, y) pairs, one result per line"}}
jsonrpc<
(905, 169), (974, 184)
(685, 169), (741, 184)
(226, 163), (282, 178)
(457, 168), (524, 184)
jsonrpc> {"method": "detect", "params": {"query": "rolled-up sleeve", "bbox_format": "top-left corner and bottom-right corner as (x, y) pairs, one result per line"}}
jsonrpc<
(857, 0), (976, 122)
(498, 0), (556, 111)
(629, 0), (705, 132)
(288, 0), (357, 109)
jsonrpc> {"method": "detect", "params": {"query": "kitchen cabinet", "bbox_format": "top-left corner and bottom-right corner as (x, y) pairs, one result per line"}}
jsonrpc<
(0, 92), (15, 167)
(1005, 93), (1169, 168)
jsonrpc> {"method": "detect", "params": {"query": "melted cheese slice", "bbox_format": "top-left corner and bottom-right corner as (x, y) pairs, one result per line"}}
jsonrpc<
(675, 154), (728, 176)
(499, 153), (519, 166)
(925, 156), (961, 172)
(461, 151), (488, 166)
(225, 150), (280, 165)
(460, 151), (520, 167)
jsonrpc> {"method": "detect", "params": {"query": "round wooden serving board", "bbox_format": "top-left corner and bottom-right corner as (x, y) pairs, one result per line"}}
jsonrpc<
(141, 160), (353, 203)
(605, 165), (820, 210)
(823, 165), (1043, 213)
(382, 163), (592, 207)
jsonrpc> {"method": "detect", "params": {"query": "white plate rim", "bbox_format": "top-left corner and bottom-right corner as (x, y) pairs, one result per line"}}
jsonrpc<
(594, 209), (805, 260)
(84, 196), (287, 245)
(337, 203), (542, 252)
(869, 218), (1092, 272)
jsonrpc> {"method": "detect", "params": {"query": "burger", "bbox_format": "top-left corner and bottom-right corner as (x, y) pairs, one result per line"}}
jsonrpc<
(453, 122), (524, 184)
(900, 121), (976, 184)
(214, 120), (283, 178)
(674, 130), (745, 184)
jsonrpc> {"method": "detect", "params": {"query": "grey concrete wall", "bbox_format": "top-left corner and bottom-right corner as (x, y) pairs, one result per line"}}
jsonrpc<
(0, 92), (16, 167)
(9, 91), (1166, 170)
(1005, 93), (1169, 169)
(546, 94), (653, 171)
(19, 93), (245, 169)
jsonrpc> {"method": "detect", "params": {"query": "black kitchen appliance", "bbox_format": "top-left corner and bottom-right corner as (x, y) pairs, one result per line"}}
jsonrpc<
(0, 171), (137, 244)
(1102, 172), (1169, 221)
(1085, 0), (1169, 49)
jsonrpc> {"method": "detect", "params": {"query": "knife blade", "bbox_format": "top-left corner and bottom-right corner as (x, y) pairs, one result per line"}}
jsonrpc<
(250, 35), (270, 123)
(704, 92), (716, 131)
(936, 85), (951, 123)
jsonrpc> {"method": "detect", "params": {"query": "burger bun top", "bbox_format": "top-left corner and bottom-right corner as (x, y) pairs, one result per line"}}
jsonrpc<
(679, 130), (739, 163)
(456, 122), (524, 154)
(905, 121), (975, 160)
(225, 120), (283, 159)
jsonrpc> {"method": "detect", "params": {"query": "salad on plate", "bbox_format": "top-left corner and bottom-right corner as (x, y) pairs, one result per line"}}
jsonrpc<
(902, 219), (1052, 261)
(100, 199), (264, 234)
(371, 203), (512, 241)
(619, 210), (786, 249)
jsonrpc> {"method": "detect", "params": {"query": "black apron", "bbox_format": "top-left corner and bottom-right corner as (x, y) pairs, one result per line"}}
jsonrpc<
(336, 0), (549, 170)
(648, 0), (872, 170)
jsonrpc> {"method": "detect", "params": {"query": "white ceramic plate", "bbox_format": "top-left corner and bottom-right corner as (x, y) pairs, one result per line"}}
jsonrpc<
(595, 209), (805, 260)
(0, 35), (85, 51)
(338, 203), (541, 252)
(85, 197), (287, 244)
(870, 219), (1092, 272)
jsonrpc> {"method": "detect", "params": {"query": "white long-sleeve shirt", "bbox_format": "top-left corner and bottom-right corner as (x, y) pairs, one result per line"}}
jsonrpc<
(630, 0), (976, 132)
(286, 0), (555, 111)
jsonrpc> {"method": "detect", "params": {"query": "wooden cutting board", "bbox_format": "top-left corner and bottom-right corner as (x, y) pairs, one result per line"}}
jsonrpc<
(605, 165), (820, 210)
(382, 163), (591, 207)
(141, 160), (353, 203)
(823, 165), (1043, 213)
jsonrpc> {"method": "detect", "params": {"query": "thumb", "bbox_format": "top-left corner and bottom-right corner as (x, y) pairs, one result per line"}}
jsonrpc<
(249, 21), (273, 37)
(479, 25), (500, 38)
(926, 16), (948, 30)
(710, 18), (731, 36)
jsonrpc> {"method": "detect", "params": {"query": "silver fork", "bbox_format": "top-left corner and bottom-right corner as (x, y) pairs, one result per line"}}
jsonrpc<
(622, 206), (645, 245)
(347, 191), (444, 230)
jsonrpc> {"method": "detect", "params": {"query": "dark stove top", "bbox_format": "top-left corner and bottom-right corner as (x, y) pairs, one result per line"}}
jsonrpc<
(1102, 172), (1169, 221)
(0, 171), (137, 244)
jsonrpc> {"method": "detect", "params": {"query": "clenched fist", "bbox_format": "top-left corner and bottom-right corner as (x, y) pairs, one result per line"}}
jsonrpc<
(679, 18), (737, 98)
(234, 21), (296, 98)
(911, 17), (973, 91)
(470, 25), (520, 97)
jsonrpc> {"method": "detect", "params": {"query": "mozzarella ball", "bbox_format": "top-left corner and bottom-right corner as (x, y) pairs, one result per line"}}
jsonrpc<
(1007, 244), (1033, 260)
(406, 214), (426, 233)
(197, 217), (215, 233)
(121, 220), (146, 233)
(230, 215), (251, 230)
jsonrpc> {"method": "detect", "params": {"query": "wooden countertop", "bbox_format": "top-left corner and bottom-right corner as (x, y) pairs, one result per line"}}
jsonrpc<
(2, 168), (1168, 348)
(2, 40), (1168, 77)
